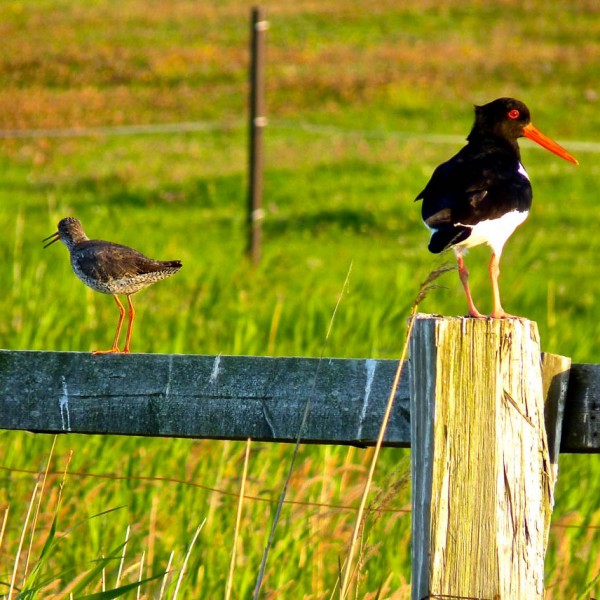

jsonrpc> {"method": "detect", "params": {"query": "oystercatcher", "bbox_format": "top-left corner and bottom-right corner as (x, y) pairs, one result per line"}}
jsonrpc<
(416, 97), (578, 318)
(44, 217), (182, 354)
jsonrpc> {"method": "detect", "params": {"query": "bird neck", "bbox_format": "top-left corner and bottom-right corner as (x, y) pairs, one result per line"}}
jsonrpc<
(61, 232), (88, 250)
(466, 130), (521, 160)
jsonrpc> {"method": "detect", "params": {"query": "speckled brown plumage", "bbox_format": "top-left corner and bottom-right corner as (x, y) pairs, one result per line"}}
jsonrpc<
(44, 217), (182, 354)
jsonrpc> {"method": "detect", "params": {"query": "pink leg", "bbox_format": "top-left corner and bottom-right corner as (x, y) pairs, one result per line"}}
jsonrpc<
(93, 295), (126, 355)
(489, 253), (515, 319)
(456, 254), (484, 318)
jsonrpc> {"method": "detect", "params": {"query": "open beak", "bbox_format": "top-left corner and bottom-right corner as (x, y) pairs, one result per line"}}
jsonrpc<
(43, 231), (60, 248)
(523, 123), (578, 165)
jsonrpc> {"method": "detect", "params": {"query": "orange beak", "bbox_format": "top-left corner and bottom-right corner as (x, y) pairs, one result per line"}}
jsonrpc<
(523, 123), (578, 165)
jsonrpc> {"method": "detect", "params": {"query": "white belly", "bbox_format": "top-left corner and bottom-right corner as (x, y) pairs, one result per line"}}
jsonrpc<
(455, 209), (529, 255)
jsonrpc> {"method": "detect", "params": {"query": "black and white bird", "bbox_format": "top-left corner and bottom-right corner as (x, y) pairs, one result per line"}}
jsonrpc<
(416, 97), (578, 318)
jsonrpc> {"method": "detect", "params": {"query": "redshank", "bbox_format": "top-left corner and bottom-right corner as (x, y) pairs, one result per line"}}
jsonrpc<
(44, 217), (182, 354)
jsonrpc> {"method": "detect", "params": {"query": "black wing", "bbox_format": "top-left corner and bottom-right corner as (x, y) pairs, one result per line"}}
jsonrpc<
(415, 142), (532, 253)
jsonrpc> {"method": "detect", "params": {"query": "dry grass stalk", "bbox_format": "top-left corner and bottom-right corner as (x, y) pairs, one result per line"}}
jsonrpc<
(0, 505), (10, 557)
(172, 519), (206, 600)
(9, 480), (39, 599)
(158, 550), (175, 600)
(225, 438), (252, 600)
(254, 262), (353, 599)
(339, 266), (452, 598)
(115, 524), (131, 588)
(22, 435), (58, 586)
(147, 493), (158, 580)
(137, 550), (146, 600)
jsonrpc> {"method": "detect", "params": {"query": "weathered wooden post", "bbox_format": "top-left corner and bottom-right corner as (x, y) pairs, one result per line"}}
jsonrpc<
(409, 315), (570, 600)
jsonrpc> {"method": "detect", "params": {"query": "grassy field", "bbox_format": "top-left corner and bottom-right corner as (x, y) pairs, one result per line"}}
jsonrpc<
(1, 0), (599, 597)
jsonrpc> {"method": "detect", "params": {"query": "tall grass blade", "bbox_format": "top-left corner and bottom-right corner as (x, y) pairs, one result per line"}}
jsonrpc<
(225, 438), (252, 600)
(577, 568), (600, 600)
(172, 519), (206, 600)
(253, 262), (353, 599)
(22, 437), (60, 590)
(75, 572), (166, 599)
(267, 297), (284, 355)
(8, 480), (39, 598)
(339, 268), (448, 598)
(0, 505), (9, 556)
(65, 542), (128, 596)
(158, 550), (175, 600)
(61, 506), (127, 538)
(147, 494), (158, 582)
(115, 525), (130, 589)
(9, 445), (75, 598)
(17, 502), (129, 597)
(136, 551), (145, 600)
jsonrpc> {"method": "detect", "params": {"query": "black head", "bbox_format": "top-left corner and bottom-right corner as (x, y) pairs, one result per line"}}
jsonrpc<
(43, 217), (89, 249)
(470, 97), (532, 142)
(468, 97), (578, 164)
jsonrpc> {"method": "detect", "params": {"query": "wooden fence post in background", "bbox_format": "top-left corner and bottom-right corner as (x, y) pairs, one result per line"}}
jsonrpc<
(409, 315), (570, 600)
(246, 6), (267, 264)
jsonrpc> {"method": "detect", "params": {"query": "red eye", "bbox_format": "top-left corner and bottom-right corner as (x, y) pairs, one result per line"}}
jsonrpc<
(508, 109), (520, 120)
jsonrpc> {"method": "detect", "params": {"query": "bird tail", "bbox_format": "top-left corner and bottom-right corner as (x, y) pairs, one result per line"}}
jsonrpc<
(162, 260), (183, 269)
(428, 226), (471, 254)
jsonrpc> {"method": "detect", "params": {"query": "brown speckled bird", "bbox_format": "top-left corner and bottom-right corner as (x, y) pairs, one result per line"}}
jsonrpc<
(44, 217), (182, 354)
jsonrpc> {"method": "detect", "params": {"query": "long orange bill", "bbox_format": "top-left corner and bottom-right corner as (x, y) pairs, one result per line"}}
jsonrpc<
(43, 231), (60, 248)
(523, 123), (578, 165)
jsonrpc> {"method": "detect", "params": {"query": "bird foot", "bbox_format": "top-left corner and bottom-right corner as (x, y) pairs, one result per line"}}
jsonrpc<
(489, 309), (518, 319)
(92, 347), (121, 355)
(465, 308), (486, 318)
(465, 308), (521, 319)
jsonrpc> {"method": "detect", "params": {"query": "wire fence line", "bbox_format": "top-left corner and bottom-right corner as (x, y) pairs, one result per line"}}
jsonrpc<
(1, 464), (597, 531)
(0, 463), (409, 516)
(1, 118), (599, 153)
(0, 120), (243, 139)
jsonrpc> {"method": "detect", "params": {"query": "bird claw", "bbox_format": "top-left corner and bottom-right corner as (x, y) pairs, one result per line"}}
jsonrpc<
(490, 311), (518, 319)
(92, 347), (121, 355)
(464, 309), (521, 319)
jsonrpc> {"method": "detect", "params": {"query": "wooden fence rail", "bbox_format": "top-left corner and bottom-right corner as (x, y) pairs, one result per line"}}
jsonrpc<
(2, 316), (600, 598)
(0, 348), (598, 452)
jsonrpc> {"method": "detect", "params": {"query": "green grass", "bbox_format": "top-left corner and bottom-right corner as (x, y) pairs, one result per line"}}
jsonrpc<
(1, 0), (599, 597)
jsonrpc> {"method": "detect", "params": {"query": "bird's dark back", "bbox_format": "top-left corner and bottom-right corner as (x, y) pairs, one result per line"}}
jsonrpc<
(416, 140), (533, 225)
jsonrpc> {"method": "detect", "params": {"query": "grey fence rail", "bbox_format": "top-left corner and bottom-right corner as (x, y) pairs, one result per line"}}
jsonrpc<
(0, 350), (597, 452)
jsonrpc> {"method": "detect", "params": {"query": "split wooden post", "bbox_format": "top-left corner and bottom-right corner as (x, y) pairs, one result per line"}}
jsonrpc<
(409, 315), (570, 600)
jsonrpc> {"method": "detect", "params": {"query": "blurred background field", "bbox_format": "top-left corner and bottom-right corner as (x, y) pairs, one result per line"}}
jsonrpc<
(0, 0), (599, 597)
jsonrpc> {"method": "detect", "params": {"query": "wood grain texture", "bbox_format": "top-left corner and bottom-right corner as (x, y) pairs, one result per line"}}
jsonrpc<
(540, 352), (571, 547)
(0, 350), (410, 446)
(409, 315), (559, 600)
(0, 348), (597, 450)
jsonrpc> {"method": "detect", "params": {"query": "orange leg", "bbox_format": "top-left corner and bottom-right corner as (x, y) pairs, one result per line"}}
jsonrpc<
(456, 254), (484, 318)
(92, 295), (126, 355)
(123, 295), (135, 354)
(489, 252), (515, 319)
